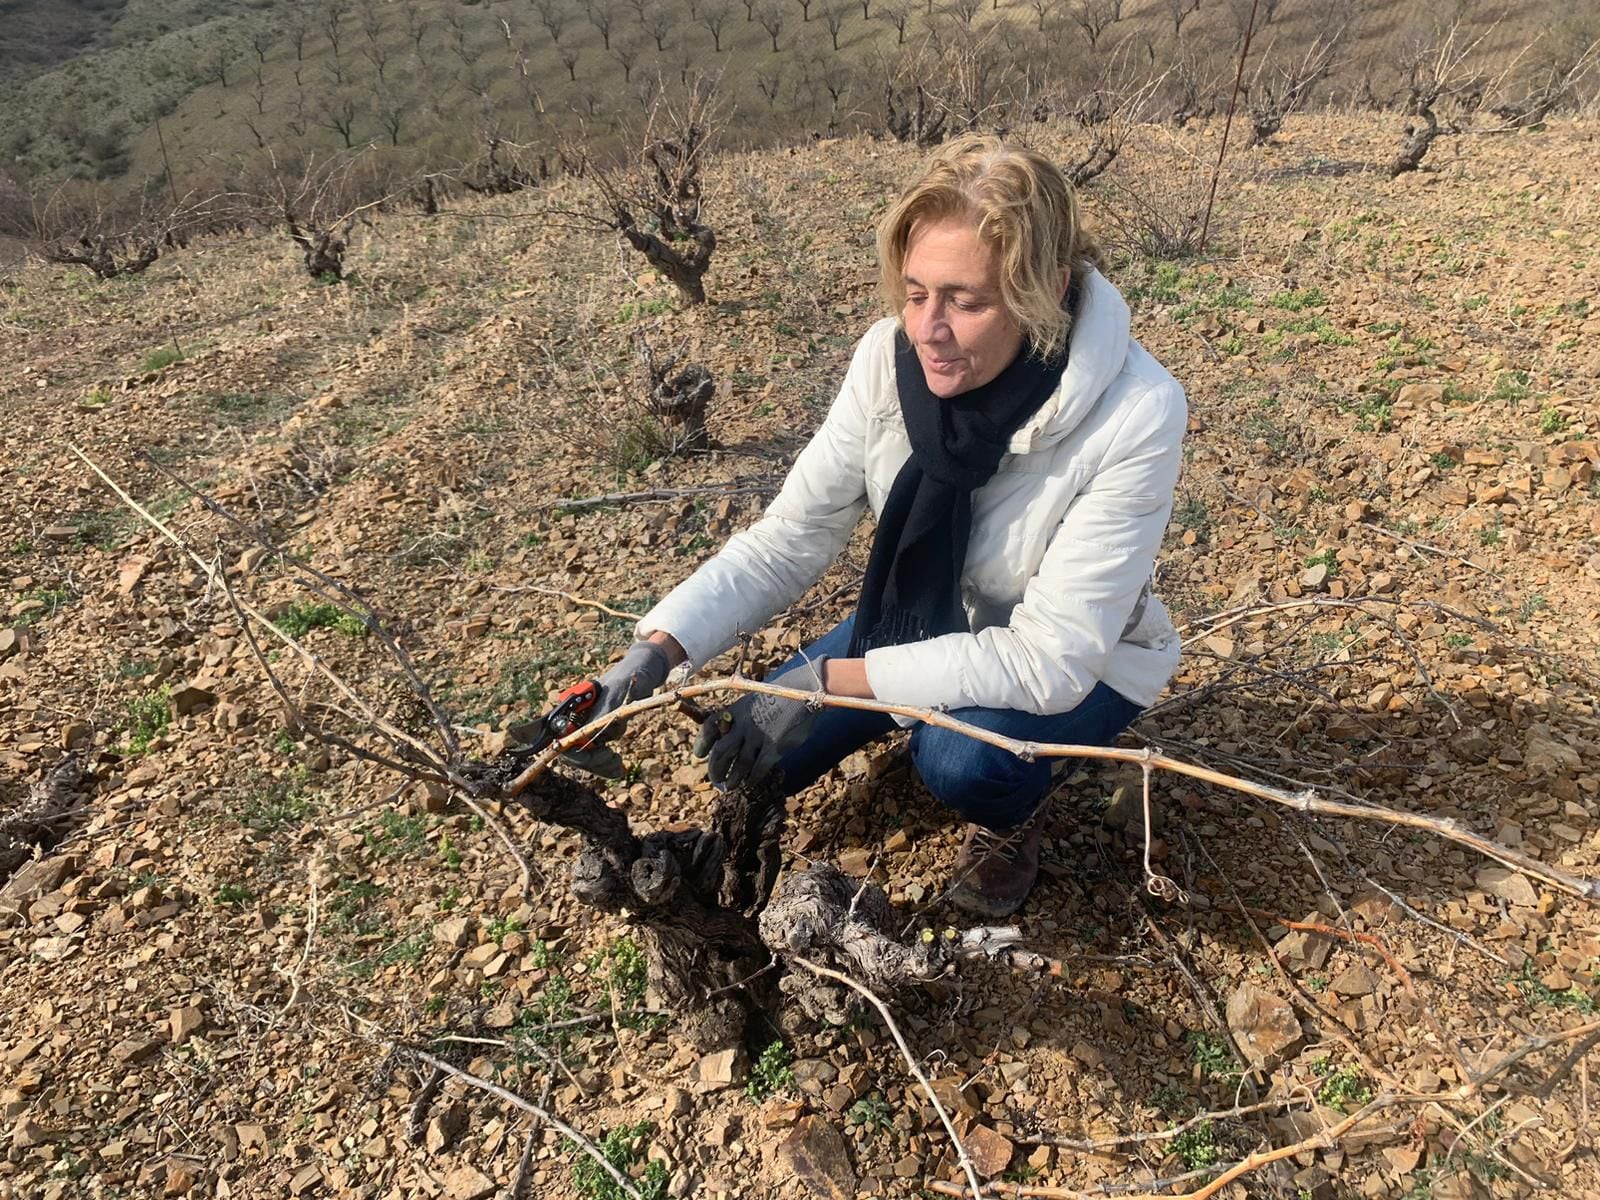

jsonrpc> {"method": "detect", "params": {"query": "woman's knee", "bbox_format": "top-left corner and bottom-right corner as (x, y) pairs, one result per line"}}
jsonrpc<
(910, 725), (1049, 823)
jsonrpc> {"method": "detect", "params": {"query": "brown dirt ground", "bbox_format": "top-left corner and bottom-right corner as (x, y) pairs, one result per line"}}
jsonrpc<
(2, 114), (1598, 1200)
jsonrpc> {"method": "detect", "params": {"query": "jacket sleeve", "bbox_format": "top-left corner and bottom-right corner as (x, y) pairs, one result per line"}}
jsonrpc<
(862, 379), (1186, 715)
(634, 322), (888, 668)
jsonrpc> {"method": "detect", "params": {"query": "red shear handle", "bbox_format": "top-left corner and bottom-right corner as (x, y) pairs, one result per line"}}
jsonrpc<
(553, 679), (600, 719)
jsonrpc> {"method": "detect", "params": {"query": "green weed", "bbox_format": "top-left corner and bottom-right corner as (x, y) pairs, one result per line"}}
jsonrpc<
(1314, 1061), (1373, 1109)
(1275, 315), (1353, 345)
(330, 880), (389, 937)
(214, 883), (254, 906)
(437, 833), (462, 869)
(846, 1093), (893, 1132)
(1151, 1083), (1193, 1117)
(13, 586), (76, 627)
(588, 936), (650, 1019)
(1487, 371), (1531, 405)
(616, 298), (673, 321)
(1188, 1031), (1239, 1080)
(363, 811), (430, 858)
(1124, 261), (1187, 306)
(746, 1038), (795, 1101)
(1171, 1120), (1220, 1170)
(1352, 396), (1394, 432)
(122, 684), (171, 753)
(376, 934), (429, 969)
(242, 775), (315, 834)
(1538, 407), (1566, 434)
(1173, 496), (1211, 540)
(208, 392), (291, 425)
(274, 602), (368, 638)
(1268, 286), (1327, 311)
(1303, 548), (1340, 577)
(140, 345), (185, 372)
(486, 915), (525, 941)
(515, 974), (581, 1050)
(570, 1121), (667, 1200)
(1509, 964), (1596, 1013)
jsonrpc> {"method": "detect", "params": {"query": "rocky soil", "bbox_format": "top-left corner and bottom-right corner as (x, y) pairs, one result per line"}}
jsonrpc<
(2, 115), (1599, 1200)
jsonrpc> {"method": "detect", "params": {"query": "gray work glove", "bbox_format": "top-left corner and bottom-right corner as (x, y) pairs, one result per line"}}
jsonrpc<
(692, 657), (828, 790)
(562, 640), (673, 777)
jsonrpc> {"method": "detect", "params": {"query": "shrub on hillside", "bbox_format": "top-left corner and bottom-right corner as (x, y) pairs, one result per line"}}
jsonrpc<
(570, 78), (722, 305)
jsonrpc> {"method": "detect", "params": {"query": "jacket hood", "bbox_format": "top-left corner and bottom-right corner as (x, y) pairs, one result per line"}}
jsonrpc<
(1007, 267), (1131, 455)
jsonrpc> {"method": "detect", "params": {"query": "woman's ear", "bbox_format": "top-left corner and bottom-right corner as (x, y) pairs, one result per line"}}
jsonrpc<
(1058, 267), (1072, 304)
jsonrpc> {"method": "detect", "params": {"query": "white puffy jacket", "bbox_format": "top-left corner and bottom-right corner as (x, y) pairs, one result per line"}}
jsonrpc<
(637, 268), (1187, 716)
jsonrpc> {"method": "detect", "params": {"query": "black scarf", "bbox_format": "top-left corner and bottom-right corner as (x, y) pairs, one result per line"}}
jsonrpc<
(848, 329), (1069, 656)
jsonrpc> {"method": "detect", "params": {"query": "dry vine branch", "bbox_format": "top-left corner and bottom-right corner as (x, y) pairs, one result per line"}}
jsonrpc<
(928, 1096), (1397, 1199)
(73, 448), (466, 791)
(405, 1050), (644, 1199)
(141, 451), (462, 762)
(542, 476), (780, 511)
(509, 676), (1600, 900)
(791, 955), (984, 1200)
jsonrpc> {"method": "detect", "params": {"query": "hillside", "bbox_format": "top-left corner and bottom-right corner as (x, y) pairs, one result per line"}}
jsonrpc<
(1, 0), (1595, 197)
(3, 115), (1600, 1198)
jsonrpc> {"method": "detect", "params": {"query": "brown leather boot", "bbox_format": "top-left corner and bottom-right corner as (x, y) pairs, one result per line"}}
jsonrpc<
(947, 803), (1049, 919)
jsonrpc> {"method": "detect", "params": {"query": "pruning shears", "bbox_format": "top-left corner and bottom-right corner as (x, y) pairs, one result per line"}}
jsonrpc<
(505, 678), (625, 777)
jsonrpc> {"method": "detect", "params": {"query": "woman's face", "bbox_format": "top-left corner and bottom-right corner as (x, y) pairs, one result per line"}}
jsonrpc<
(900, 216), (1026, 399)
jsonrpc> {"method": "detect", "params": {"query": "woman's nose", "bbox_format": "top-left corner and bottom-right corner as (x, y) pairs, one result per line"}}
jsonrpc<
(916, 298), (951, 343)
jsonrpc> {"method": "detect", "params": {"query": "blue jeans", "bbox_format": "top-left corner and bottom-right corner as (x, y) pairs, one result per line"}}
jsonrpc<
(772, 617), (1143, 830)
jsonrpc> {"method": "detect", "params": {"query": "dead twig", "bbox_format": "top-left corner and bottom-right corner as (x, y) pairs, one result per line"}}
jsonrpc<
(1198, 839), (1398, 1089)
(490, 584), (643, 621)
(791, 956), (984, 1200)
(407, 1049), (645, 1199)
(544, 477), (779, 511)
(930, 1096), (1395, 1198)
(74, 446), (463, 789)
(141, 452), (462, 762)
(1469, 1017), (1600, 1098)
(1025, 1096), (1301, 1151)
(459, 794), (540, 896)
(1258, 910), (1473, 1083)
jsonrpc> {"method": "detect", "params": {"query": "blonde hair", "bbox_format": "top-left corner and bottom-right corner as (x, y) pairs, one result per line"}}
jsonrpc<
(876, 134), (1102, 360)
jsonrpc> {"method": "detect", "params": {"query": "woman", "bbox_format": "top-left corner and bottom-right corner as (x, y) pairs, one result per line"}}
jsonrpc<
(572, 134), (1187, 919)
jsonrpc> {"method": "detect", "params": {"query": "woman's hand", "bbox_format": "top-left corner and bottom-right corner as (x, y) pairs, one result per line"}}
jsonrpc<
(561, 638), (677, 775)
(693, 657), (829, 788)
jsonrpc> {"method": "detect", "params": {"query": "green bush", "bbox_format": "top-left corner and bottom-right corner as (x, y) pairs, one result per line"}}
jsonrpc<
(1172, 1119), (1219, 1169)
(571, 1121), (667, 1200)
(140, 345), (185, 372)
(123, 684), (171, 753)
(274, 601), (368, 638)
(745, 1039), (794, 1101)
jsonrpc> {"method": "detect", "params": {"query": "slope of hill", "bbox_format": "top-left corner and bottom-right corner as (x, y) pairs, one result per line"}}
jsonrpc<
(1, 0), (1593, 199)
(0, 0), (128, 86)
(2, 115), (1599, 1199)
